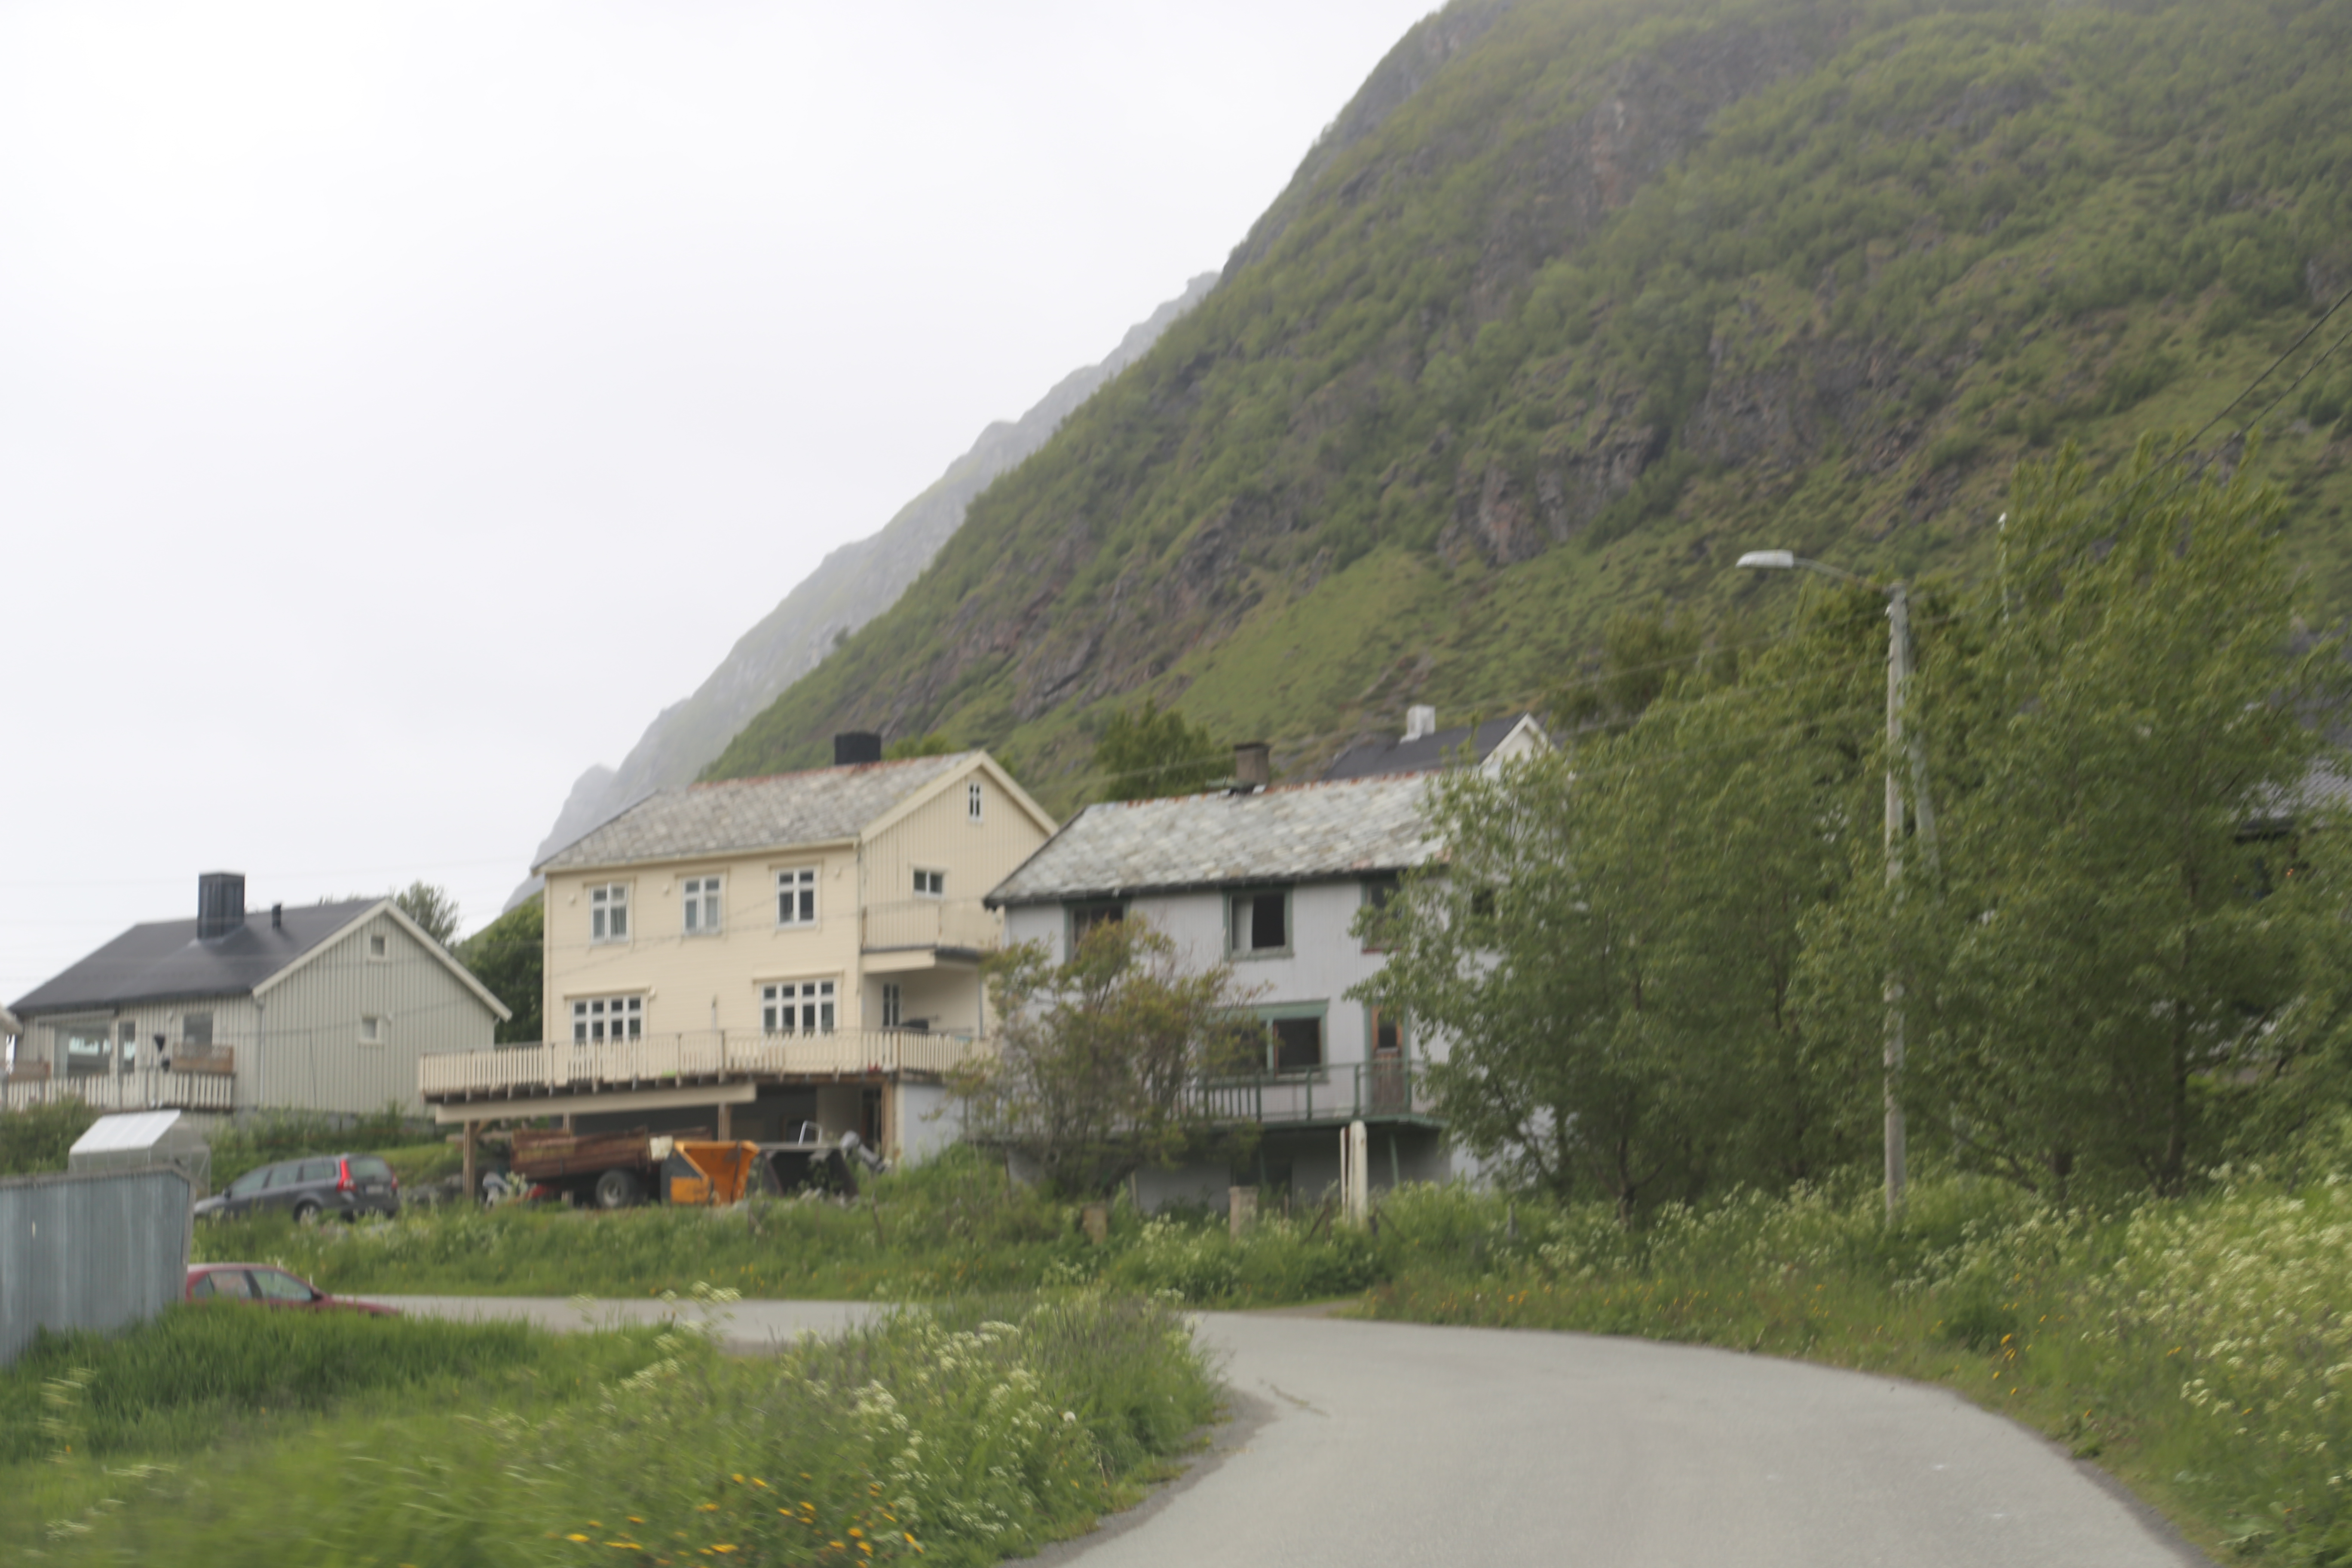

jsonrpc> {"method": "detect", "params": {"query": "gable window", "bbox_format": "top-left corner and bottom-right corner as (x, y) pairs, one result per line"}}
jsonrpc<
(368, 932), (389, 960)
(1066, 900), (1125, 952)
(1229, 889), (1290, 957)
(571, 995), (643, 1044)
(882, 982), (903, 1029)
(776, 867), (817, 927)
(913, 868), (945, 898)
(683, 875), (723, 935)
(968, 781), (983, 822)
(360, 1015), (385, 1046)
(762, 979), (836, 1035)
(589, 883), (630, 943)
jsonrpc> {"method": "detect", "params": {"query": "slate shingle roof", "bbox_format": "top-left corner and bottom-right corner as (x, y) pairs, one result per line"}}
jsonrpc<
(1323, 713), (1538, 781)
(12, 899), (380, 1016)
(988, 775), (1440, 906)
(536, 755), (970, 873)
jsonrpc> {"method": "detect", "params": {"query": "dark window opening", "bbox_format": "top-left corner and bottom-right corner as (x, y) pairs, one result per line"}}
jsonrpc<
(1271, 1016), (1323, 1072)
(1069, 901), (1126, 946)
(1233, 890), (1288, 953)
(1370, 1008), (1404, 1058)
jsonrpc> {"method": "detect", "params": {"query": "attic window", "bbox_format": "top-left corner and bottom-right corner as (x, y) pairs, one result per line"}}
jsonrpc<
(913, 869), (945, 898)
(368, 933), (389, 960)
(360, 1015), (385, 1046)
(968, 781), (984, 821)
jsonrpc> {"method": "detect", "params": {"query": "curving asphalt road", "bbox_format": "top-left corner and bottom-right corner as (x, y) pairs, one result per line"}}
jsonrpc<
(377, 1297), (2210, 1567)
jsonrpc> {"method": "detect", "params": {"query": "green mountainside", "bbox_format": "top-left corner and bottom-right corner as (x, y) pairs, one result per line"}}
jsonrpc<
(710, 0), (2352, 811)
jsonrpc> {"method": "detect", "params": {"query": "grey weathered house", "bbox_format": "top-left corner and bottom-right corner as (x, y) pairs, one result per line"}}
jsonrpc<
(7, 873), (507, 1121)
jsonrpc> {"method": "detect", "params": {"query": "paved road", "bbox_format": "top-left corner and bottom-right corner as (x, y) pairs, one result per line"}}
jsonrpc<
(382, 1297), (2207, 1567)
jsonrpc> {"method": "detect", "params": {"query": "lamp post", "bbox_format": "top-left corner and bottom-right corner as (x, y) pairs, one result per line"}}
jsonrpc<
(1735, 550), (1938, 1219)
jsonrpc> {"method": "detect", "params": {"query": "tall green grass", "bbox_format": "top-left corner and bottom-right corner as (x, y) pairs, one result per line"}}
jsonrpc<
(3, 1292), (1218, 1567)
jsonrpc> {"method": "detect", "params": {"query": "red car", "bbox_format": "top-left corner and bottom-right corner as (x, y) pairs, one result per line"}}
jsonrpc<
(184, 1263), (398, 1315)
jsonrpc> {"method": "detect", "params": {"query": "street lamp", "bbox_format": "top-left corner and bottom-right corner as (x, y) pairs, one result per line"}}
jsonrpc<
(1736, 550), (1939, 1219)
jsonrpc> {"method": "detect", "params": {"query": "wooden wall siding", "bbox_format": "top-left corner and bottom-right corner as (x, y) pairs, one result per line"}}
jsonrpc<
(538, 762), (1051, 1045)
(544, 846), (866, 1039)
(253, 909), (498, 1117)
(861, 764), (1048, 927)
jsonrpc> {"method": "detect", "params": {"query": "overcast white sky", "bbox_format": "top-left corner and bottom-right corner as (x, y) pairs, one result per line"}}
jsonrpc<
(0, 0), (1439, 1003)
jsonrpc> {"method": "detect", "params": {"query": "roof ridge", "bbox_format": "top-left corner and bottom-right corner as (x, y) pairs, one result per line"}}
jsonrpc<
(687, 753), (969, 792)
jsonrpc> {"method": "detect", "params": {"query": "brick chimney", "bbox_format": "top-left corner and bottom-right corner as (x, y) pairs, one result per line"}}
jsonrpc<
(1233, 741), (1271, 790)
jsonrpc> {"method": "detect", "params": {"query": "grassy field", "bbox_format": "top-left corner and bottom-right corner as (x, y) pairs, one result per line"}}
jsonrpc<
(3, 1291), (1217, 1566)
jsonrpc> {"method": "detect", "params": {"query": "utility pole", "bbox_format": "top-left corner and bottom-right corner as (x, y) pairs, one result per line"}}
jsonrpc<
(1740, 551), (1939, 1223)
(1883, 584), (1911, 1219)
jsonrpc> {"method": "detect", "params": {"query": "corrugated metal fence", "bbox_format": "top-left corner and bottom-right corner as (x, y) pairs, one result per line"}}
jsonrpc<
(0, 1167), (192, 1367)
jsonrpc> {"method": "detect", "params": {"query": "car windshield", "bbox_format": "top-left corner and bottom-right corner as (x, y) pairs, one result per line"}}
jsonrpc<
(228, 1170), (267, 1197)
(351, 1156), (392, 1182)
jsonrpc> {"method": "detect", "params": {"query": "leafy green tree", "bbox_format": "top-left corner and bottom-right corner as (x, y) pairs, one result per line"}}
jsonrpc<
(458, 896), (544, 1045)
(955, 918), (1259, 1197)
(393, 881), (462, 948)
(1899, 439), (2347, 1199)
(885, 732), (958, 760)
(1092, 699), (1227, 802)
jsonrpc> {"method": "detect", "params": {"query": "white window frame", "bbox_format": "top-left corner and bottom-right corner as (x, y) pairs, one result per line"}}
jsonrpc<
(776, 867), (818, 927)
(367, 932), (389, 961)
(571, 994), (643, 1044)
(359, 1015), (385, 1046)
(968, 781), (983, 822)
(682, 874), (723, 936)
(589, 882), (631, 943)
(913, 868), (945, 899)
(882, 981), (903, 1029)
(761, 979), (836, 1035)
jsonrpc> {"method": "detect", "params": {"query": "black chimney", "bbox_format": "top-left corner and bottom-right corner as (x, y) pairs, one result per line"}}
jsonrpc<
(834, 732), (883, 766)
(196, 873), (246, 941)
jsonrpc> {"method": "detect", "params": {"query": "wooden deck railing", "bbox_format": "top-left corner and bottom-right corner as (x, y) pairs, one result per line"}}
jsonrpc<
(417, 1028), (989, 1104)
(1188, 1061), (1437, 1125)
(2, 1072), (236, 1115)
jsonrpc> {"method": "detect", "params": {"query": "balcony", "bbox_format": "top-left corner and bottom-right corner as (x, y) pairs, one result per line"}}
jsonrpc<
(861, 897), (999, 955)
(417, 1028), (990, 1108)
(3, 1070), (236, 1115)
(1189, 1060), (1439, 1127)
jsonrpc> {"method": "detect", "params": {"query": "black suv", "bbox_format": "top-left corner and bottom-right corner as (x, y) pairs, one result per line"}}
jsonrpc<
(195, 1153), (401, 1222)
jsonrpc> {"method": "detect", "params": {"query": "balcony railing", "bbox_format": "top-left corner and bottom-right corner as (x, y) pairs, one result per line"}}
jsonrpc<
(2, 1071), (236, 1115)
(417, 1028), (989, 1104)
(1190, 1060), (1437, 1126)
(861, 898), (1000, 952)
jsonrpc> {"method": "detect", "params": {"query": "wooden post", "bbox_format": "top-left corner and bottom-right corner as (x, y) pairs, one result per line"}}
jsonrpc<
(461, 1119), (478, 1205)
(1228, 1185), (1258, 1239)
(716, 1100), (732, 1140)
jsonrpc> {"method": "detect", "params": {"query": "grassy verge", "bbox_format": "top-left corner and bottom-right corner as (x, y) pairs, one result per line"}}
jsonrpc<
(195, 1144), (1386, 1304)
(3, 1291), (1218, 1566)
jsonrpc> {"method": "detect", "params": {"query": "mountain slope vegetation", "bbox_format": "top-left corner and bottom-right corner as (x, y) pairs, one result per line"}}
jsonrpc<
(711, 0), (2352, 808)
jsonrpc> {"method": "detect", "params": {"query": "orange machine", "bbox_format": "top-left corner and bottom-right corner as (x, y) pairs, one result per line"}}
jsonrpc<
(661, 1139), (763, 1205)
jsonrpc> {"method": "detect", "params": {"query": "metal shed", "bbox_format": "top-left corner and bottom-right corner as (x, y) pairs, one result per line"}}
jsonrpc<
(69, 1110), (212, 1195)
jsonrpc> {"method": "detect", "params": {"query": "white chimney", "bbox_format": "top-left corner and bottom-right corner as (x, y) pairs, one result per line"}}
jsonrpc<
(1404, 705), (1437, 741)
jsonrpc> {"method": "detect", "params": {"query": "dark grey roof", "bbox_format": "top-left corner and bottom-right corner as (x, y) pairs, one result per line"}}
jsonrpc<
(537, 754), (971, 873)
(12, 900), (380, 1017)
(1323, 713), (1540, 781)
(989, 775), (1440, 906)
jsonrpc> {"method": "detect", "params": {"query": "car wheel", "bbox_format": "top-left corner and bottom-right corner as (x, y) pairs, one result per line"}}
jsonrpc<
(593, 1168), (642, 1210)
(292, 1200), (323, 1225)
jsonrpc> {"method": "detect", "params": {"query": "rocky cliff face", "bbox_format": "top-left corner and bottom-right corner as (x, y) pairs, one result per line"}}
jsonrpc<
(504, 273), (1220, 908)
(698, 0), (2352, 809)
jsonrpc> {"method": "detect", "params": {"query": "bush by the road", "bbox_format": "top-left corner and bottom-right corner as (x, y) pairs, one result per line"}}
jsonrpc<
(5, 1290), (1217, 1567)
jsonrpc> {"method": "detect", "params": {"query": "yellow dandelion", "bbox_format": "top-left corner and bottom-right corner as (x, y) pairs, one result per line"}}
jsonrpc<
(568, 1534), (592, 1543)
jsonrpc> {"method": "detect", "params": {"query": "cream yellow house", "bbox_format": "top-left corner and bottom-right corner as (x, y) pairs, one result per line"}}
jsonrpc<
(416, 741), (1054, 1161)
